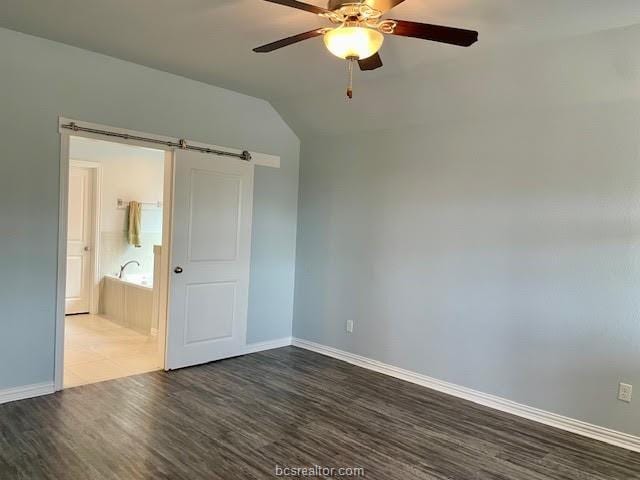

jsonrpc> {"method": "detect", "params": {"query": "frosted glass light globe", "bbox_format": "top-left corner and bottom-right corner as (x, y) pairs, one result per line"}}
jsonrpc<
(324, 26), (384, 60)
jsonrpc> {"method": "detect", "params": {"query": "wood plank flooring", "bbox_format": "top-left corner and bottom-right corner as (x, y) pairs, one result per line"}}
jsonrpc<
(1, 346), (639, 479)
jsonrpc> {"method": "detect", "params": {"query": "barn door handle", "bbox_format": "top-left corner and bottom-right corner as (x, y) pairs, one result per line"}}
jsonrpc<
(174, 266), (183, 274)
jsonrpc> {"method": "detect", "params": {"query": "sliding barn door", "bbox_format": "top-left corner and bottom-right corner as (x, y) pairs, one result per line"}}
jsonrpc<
(167, 149), (254, 369)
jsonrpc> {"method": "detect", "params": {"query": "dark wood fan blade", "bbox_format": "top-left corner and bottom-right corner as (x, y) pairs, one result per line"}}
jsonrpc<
(389, 20), (478, 47)
(358, 52), (383, 71)
(364, 0), (406, 13)
(263, 0), (330, 15)
(253, 29), (325, 53)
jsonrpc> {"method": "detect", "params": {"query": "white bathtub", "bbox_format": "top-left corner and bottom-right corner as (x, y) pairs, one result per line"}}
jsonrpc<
(100, 274), (155, 334)
(110, 273), (153, 289)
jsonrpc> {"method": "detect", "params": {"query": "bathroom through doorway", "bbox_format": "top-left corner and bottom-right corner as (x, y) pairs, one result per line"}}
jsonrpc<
(62, 136), (169, 388)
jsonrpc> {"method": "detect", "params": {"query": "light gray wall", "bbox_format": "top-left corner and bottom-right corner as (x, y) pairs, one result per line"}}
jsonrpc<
(0, 27), (299, 390)
(293, 25), (640, 436)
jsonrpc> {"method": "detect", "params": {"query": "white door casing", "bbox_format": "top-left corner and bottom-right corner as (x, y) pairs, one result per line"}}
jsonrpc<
(167, 149), (254, 369)
(55, 118), (280, 392)
(65, 166), (93, 314)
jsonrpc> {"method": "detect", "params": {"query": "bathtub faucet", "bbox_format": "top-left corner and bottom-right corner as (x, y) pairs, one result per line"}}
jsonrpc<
(119, 260), (141, 279)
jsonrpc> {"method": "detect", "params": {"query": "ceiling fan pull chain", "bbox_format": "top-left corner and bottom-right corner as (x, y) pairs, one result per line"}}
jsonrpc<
(346, 58), (354, 100)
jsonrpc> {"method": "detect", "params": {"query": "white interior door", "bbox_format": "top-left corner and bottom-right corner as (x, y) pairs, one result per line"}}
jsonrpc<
(167, 149), (254, 369)
(66, 166), (93, 314)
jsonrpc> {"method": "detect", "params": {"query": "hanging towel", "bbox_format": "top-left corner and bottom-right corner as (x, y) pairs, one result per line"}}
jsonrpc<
(127, 201), (142, 247)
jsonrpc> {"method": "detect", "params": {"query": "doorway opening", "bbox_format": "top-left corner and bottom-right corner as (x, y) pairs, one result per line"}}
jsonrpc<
(62, 136), (169, 388)
(56, 118), (266, 390)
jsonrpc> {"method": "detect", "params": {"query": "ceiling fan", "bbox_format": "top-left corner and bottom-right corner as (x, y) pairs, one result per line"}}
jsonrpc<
(253, 0), (478, 99)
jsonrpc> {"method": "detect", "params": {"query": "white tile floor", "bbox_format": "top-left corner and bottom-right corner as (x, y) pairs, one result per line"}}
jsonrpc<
(64, 314), (162, 388)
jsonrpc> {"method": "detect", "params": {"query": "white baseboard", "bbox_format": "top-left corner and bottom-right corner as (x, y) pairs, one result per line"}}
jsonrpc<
(243, 336), (292, 355)
(292, 337), (640, 453)
(0, 382), (55, 405)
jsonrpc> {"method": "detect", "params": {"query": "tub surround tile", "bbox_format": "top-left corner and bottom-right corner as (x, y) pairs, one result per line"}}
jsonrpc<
(100, 231), (161, 279)
(99, 251), (156, 335)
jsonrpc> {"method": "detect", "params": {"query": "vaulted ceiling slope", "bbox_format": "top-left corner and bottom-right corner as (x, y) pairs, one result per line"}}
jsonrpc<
(2, 0), (640, 137)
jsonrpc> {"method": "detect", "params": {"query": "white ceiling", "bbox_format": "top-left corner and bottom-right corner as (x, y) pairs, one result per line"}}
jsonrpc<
(3, 0), (640, 137)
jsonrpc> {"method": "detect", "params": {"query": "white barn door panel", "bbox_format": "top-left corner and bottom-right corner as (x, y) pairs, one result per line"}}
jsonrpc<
(167, 150), (254, 369)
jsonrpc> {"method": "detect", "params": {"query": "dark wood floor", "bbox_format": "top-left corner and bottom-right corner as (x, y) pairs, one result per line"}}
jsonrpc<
(1, 347), (639, 479)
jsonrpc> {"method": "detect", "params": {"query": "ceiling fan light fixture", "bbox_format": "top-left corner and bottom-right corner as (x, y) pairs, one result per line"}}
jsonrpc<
(323, 26), (384, 60)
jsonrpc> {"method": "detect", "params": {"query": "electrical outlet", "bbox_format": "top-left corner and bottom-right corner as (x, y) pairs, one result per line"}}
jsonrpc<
(618, 383), (633, 403)
(346, 319), (354, 333)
